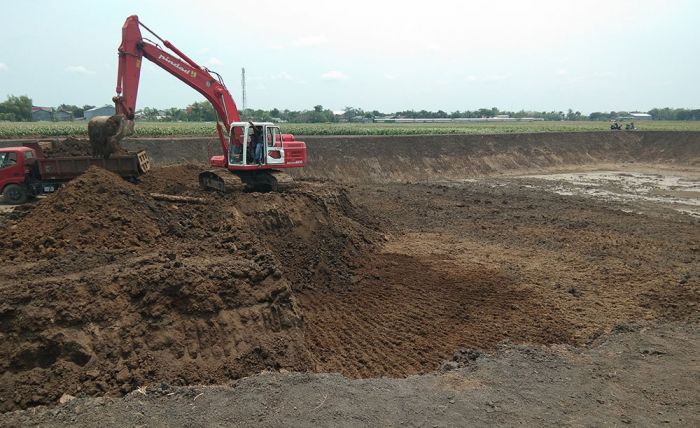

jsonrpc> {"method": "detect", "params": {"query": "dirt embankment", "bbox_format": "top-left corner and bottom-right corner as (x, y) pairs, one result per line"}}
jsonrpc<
(3, 132), (698, 178)
(296, 131), (700, 182)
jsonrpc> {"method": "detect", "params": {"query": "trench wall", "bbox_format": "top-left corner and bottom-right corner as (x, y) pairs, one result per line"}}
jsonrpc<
(3, 131), (699, 182)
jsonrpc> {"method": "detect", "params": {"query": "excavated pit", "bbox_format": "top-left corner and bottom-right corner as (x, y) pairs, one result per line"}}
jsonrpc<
(1, 132), (699, 412)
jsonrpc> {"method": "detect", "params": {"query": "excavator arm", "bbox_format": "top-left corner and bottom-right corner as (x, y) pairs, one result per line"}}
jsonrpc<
(91, 15), (240, 161)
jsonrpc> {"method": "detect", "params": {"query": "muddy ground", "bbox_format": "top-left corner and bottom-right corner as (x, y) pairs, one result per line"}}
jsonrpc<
(0, 133), (698, 425)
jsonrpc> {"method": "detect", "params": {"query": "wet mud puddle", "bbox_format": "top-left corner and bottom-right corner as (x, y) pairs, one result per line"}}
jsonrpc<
(521, 171), (700, 217)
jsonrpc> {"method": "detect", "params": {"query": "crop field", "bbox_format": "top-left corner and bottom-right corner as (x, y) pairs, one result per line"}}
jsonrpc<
(1, 120), (699, 138)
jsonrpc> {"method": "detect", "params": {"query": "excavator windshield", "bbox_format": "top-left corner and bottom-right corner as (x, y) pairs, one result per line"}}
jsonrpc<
(228, 125), (257, 165)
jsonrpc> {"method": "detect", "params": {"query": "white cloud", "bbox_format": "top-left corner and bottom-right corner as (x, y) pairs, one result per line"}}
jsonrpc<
(463, 74), (509, 83)
(0, 62), (7, 71)
(425, 43), (442, 53)
(208, 57), (223, 66)
(482, 74), (509, 83)
(592, 71), (615, 79)
(271, 35), (328, 50)
(384, 73), (397, 80)
(65, 65), (95, 75)
(272, 71), (294, 81)
(321, 70), (349, 81)
(291, 35), (327, 47)
(556, 68), (569, 76)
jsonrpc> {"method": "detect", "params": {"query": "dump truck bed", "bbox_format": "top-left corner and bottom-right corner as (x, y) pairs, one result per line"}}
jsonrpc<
(34, 151), (151, 180)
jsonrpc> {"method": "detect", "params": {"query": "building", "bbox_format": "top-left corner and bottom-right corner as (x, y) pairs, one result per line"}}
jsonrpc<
(84, 105), (115, 120)
(31, 106), (53, 121)
(53, 111), (73, 121)
(629, 112), (652, 120)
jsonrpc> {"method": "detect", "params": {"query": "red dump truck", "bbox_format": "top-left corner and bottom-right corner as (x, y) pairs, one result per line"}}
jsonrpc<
(0, 142), (150, 204)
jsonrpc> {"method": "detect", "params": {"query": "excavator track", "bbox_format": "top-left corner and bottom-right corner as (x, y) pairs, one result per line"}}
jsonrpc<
(198, 169), (293, 193)
(198, 170), (246, 193)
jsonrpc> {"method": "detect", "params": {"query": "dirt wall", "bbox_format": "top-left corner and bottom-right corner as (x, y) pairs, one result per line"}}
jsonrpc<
(2, 131), (698, 181)
(295, 131), (700, 182)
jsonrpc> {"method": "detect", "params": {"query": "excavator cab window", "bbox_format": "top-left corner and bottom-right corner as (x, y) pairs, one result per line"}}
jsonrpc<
(266, 127), (284, 164)
(228, 125), (247, 165)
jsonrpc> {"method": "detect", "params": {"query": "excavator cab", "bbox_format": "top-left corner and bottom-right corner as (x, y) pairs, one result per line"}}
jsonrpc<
(227, 122), (284, 167)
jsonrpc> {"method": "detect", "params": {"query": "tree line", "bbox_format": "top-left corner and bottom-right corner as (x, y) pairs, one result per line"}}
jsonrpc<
(1, 94), (698, 122)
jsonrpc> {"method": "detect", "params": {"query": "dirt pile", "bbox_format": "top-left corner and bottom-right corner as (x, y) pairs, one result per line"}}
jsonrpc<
(0, 165), (384, 412)
(233, 182), (384, 291)
(139, 165), (384, 291)
(1, 166), (161, 258)
(0, 245), (311, 412)
(138, 163), (207, 196)
(40, 137), (92, 157)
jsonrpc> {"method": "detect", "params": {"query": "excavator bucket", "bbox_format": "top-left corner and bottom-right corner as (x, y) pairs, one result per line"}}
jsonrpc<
(88, 115), (132, 158)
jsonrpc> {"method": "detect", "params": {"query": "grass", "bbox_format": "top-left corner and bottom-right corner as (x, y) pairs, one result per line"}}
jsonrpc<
(1, 120), (699, 139)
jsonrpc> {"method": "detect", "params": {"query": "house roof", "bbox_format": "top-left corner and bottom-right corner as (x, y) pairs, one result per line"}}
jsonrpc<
(85, 104), (114, 112)
(31, 106), (52, 112)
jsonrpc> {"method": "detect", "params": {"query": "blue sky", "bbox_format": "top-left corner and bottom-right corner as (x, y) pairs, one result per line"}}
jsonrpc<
(0, 0), (698, 113)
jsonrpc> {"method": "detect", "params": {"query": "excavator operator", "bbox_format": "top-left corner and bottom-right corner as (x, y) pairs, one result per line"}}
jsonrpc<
(248, 122), (264, 165)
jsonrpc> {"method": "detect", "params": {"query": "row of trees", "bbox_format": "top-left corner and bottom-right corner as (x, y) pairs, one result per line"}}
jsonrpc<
(1, 94), (699, 122)
(0, 95), (32, 121)
(0, 96), (95, 121)
(137, 103), (340, 123)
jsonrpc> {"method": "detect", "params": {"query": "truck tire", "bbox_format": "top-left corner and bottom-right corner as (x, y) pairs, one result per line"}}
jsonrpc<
(2, 184), (28, 205)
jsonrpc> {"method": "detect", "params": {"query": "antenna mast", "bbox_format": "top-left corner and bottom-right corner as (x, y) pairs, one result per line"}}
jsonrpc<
(241, 67), (247, 112)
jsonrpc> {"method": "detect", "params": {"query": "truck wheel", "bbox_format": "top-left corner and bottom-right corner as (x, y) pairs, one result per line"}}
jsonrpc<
(2, 184), (28, 205)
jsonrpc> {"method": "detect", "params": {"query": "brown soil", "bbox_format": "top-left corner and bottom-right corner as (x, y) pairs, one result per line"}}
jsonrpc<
(88, 116), (125, 158)
(2, 167), (161, 257)
(298, 180), (698, 378)
(0, 165), (380, 412)
(0, 135), (698, 416)
(40, 137), (92, 158)
(2, 322), (697, 427)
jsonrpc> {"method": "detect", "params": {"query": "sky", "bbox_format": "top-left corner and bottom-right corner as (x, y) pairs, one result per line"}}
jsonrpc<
(0, 0), (698, 113)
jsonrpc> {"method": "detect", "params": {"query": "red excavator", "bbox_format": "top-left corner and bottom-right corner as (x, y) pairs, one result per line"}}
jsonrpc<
(89, 15), (306, 191)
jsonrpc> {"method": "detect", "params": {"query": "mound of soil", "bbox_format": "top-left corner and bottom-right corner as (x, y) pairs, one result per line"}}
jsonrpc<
(233, 184), (384, 291)
(1, 166), (161, 259)
(0, 246), (311, 412)
(41, 137), (93, 157)
(138, 163), (207, 196)
(0, 165), (383, 412)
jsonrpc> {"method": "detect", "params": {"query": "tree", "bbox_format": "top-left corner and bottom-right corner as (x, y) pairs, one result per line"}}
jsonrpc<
(0, 95), (32, 121)
(186, 101), (216, 121)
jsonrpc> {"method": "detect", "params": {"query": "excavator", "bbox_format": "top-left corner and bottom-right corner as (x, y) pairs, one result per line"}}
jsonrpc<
(88, 15), (306, 192)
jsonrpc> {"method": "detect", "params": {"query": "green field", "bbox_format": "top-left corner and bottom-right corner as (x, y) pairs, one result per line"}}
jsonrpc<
(1, 120), (699, 139)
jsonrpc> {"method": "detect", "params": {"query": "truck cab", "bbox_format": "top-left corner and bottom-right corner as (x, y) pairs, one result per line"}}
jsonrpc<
(0, 147), (35, 204)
